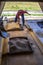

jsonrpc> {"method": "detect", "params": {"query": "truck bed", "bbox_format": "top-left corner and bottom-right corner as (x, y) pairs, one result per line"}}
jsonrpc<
(0, 22), (43, 65)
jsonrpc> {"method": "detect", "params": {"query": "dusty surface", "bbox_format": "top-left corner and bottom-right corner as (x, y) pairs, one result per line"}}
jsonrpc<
(6, 22), (20, 30)
(1, 22), (43, 65)
(2, 35), (43, 65)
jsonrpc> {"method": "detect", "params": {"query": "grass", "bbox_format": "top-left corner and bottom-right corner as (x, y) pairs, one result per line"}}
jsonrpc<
(2, 2), (43, 16)
(3, 2), (41, 11)
(2, 14), (43, 16)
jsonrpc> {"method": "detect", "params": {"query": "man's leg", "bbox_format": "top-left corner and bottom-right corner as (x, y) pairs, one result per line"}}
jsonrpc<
(14, 16), (17, 23)
(22, 14), (25, 26)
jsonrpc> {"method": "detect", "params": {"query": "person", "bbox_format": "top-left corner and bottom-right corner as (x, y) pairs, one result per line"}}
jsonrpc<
(14, 10), (31, 26)
(0, 16), (9, 38)
(3, 16), (8, 28)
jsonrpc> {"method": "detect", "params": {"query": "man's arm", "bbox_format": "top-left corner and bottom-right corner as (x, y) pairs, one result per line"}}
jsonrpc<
(23, 10), (31, 15)
(26, 11), (31, 15)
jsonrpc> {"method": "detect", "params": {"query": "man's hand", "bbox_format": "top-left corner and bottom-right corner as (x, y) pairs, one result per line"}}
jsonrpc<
(26, 12), (31, 15)
(28, 13), (31, 15)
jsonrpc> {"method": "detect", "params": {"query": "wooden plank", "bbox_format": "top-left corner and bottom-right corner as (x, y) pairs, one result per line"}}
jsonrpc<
(2, 38), (9, 54)
(5, 22), (20, 30)
(29, 31), (43, 54)
(8, 30), (27, 38)
(0, 37), (4, 65)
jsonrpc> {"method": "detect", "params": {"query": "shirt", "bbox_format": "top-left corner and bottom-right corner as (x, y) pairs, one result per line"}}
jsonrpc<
(16, 10), (28, 19)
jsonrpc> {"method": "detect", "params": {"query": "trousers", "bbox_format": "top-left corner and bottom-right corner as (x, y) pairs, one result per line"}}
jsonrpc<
(15, 14), (25, 26)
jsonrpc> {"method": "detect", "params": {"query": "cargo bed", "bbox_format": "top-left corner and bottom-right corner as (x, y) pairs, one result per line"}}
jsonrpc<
(0, 22), (43, 65)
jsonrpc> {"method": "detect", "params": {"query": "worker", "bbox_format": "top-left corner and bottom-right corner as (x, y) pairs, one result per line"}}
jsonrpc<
(0, 16), (9, 38)
(14, 10), (31, 26)
(3, 16), (8, 28)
